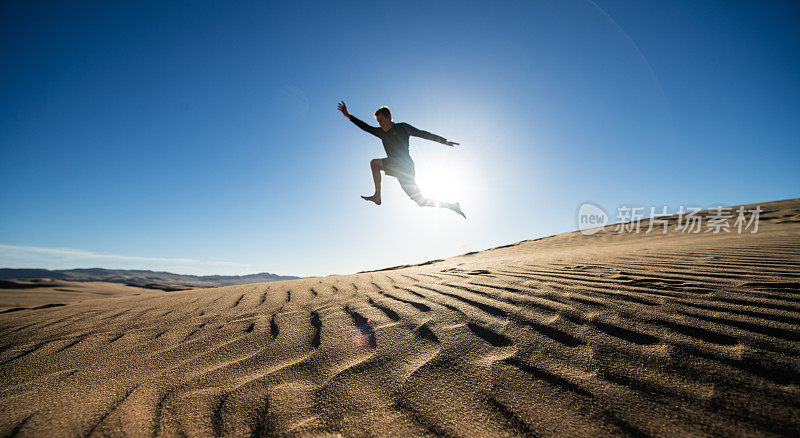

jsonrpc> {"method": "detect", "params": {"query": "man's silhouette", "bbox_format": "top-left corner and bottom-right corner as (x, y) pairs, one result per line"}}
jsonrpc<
(338, 101), (465, 218)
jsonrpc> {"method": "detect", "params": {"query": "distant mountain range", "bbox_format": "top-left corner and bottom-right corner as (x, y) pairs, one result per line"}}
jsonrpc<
(0, 268), (301, 291)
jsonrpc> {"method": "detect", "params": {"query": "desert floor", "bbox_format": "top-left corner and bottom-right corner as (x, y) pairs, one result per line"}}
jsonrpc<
(2, 199), (799, 437)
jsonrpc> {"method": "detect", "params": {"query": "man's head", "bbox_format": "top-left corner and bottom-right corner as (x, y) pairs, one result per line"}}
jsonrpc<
(374, 106), (392, 130)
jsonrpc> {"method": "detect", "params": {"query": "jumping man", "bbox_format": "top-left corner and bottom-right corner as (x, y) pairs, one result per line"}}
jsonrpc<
(337, 101), (466, 218)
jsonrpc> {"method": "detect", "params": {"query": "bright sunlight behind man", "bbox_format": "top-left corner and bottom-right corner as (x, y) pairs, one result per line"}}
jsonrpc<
(414, 164), (467, 207)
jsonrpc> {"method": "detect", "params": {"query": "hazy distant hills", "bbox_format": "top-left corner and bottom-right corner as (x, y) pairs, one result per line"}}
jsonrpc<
(0, 268), (301, 291)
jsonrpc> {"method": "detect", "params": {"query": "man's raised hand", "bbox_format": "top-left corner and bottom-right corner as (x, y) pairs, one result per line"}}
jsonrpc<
(337, 100), (350, 119)
(445, 141), (459, 147)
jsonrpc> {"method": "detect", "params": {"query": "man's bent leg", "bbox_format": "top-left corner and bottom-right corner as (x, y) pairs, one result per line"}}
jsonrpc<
(361, 158), (383, 205)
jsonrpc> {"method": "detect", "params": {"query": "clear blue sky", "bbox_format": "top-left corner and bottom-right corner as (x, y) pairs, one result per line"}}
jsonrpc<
(1, 0), (798, 277)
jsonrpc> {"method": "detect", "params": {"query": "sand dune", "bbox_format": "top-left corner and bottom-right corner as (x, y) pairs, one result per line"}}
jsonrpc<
(2, 199), (799, 437)
(0, 280), (163, 313)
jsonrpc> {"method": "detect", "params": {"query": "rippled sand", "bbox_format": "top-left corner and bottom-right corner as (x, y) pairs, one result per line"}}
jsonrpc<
(2, 199), (799, 437)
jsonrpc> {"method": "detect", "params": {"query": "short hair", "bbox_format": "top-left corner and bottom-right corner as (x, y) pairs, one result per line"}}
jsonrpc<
(374, 106), (391, 119)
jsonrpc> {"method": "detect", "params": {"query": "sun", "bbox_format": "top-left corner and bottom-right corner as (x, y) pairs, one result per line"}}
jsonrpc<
(414, 166), (463, 204)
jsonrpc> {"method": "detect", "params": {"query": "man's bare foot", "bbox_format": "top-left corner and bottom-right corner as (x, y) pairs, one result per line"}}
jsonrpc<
(361, 195), (381, 205)
(449, 202), (466, 218)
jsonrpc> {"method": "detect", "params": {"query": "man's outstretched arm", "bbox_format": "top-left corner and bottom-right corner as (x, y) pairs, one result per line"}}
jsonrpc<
(349, 115), (383, 138)
(338, 100), (381, 138)
(406, 123), (459, 147)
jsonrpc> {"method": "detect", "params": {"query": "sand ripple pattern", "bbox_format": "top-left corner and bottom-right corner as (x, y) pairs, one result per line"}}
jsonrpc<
(2, 199), (800, 436)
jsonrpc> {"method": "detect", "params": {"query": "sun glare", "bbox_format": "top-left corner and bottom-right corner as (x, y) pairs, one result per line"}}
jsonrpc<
(413, 160), (472, 207)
